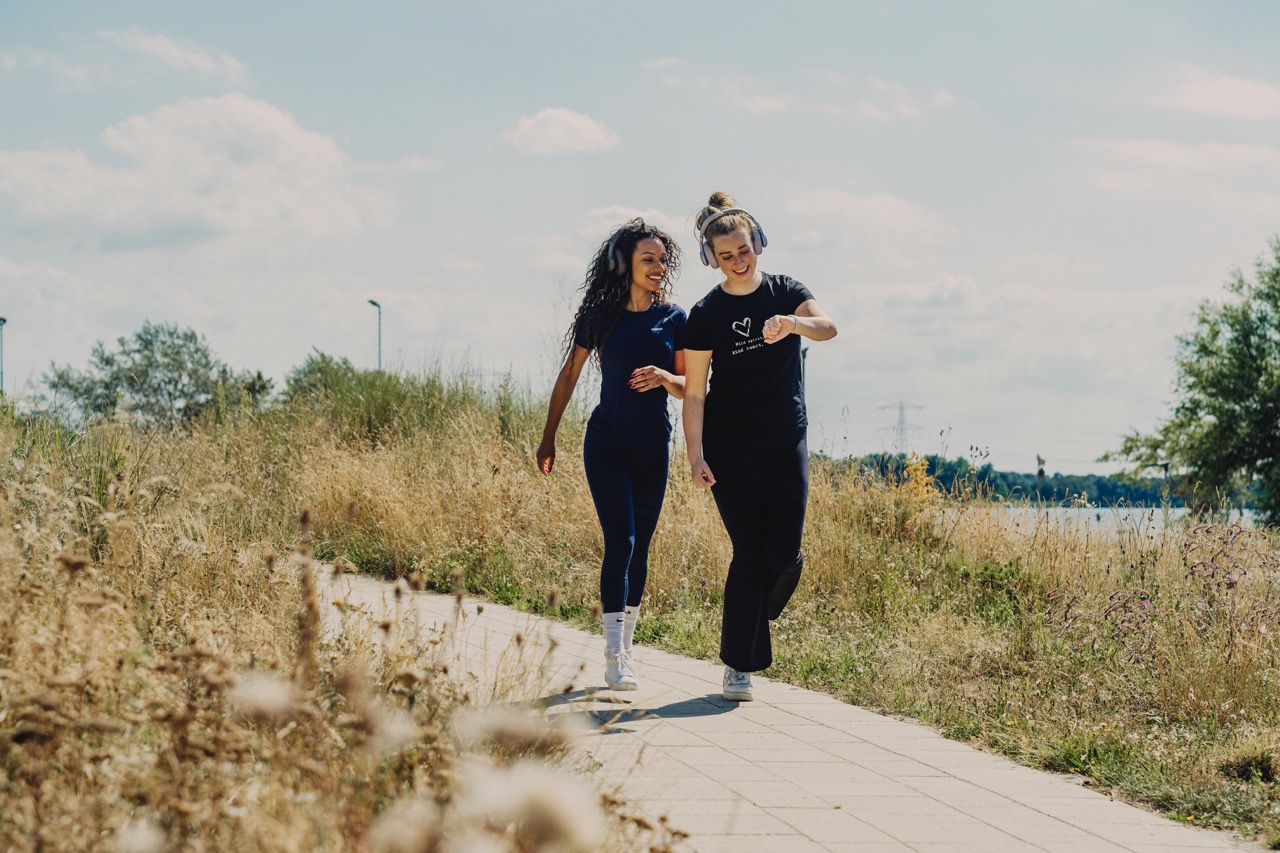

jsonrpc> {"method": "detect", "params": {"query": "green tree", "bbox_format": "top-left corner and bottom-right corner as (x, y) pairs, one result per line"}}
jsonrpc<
(1104, 238), (1280, 523)
(44, 321), (272, 426)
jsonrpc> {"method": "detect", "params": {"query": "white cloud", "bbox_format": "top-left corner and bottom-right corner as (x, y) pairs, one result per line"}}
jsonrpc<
(531, 250), (585, 274)
(502, 108), (620, 156)
(0, 49), (99, 88)
(1081, 139), (1280, 217)
(575, 205), (689, 245)
(1150, 63), (1280, 120)
(0, 94), (397, 249)
(656, 67), (955, 121)
(658, 73), (793, 114)
(0, 254), (111, 394)
(815, 72), (958, 121)
(643, 57), (682, 70)
(783, 188), (951, 247)
(884, 272), (979, 309)
(354, 155), (443, 177)
(98, 28), (248, 85)
(1, 30), (250, 90)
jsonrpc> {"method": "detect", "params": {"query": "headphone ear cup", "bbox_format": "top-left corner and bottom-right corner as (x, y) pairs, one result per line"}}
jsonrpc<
(700, 241), (719, 268)
(753, 226), (767, 254)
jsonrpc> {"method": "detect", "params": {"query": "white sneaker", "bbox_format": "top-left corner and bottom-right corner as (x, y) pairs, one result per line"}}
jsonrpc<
(722, 666), (753, 701)
(605, 654), (638, 691)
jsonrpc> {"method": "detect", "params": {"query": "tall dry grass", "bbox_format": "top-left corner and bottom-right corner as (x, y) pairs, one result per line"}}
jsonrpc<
(7, 362), (1280, 843)
(269, 370), (1280, 841)
(0, 402), (682, 851)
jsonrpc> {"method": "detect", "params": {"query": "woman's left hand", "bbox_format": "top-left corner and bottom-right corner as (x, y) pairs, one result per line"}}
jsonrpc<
(629, 365), (670, 392)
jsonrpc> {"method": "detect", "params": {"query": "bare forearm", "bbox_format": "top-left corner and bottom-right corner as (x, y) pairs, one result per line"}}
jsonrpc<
(682, 395), (705, 464)
(541, 373), (577, 440)
(790, 313), (837, 342)
(662, 373), (686, 400)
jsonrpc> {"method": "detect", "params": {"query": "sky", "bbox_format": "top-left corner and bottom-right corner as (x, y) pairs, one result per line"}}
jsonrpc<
(3, 1), (1280, 475)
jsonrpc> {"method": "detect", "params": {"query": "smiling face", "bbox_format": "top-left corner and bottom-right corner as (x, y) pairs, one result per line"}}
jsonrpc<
(630, 237), (669, 296)
(710, 228), (758, 284)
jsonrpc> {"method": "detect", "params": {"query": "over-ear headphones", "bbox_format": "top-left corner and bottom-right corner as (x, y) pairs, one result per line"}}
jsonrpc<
(606, 229), (626, 275)
(697, 207), (768, 268)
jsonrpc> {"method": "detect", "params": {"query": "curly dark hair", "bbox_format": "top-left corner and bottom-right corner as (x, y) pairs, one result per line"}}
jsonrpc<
(563, 218), (682, 361)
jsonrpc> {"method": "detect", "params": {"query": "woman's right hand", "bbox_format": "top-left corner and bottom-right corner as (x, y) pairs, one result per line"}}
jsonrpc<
(536, 439), (555, 476)
(690, 458), (716, 489)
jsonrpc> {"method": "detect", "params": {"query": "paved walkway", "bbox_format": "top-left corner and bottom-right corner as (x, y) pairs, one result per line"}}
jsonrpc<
(322, 574), (1256, 853)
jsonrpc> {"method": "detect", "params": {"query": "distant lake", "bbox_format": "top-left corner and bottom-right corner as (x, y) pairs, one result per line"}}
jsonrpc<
(945, 505), (1259, 536)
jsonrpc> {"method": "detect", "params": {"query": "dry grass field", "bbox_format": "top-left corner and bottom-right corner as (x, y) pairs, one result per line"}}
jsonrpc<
(0, 394), (680, 851)
(4, 363), (1280, 847)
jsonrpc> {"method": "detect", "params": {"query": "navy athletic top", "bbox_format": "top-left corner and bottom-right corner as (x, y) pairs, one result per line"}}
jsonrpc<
(575, 302), (686, 448)
(683, 273), (814, 440)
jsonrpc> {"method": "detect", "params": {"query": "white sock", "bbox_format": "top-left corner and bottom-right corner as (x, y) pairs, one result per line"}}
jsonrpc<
(623, 605), (640, 656)
(603, 611), (625, 659)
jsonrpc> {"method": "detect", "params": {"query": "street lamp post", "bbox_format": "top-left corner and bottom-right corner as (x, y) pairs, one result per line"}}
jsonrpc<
(367, 300), (382, 371)
(0, 316), (7, 396)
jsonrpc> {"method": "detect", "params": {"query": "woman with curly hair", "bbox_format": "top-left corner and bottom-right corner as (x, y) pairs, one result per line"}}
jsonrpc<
(537, 218), (686, 691)
(683, 191), (838, 701)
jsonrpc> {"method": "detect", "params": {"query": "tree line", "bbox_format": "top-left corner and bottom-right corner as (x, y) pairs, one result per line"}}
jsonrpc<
(830, 452), (1177, 506)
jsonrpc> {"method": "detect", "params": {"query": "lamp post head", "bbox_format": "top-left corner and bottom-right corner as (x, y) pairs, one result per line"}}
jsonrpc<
(0, 317), (6, 327)
(367, 300), (381, 309)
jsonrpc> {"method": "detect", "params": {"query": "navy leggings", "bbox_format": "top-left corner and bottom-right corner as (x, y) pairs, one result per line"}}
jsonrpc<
(583, 432), (670, 612)
(705, 431), (809, 673)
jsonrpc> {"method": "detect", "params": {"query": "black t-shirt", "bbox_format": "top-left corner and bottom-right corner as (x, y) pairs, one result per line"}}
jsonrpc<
(684, 273), (814, 441)
(575, 302), (686, 448)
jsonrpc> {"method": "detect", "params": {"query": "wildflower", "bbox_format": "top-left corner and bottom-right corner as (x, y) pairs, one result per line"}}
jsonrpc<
(228, 672), (299, 721)
(366, 796), (441, 853)
(455, 760), (606, 852)
(113, 821), (165, 853)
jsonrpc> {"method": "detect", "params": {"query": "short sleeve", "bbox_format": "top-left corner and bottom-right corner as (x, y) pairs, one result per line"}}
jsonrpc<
(783, 276), (814, 312)
(572, 313), (589, 350)
(684, 302), (714, 351)
(671, 305), (687, 351)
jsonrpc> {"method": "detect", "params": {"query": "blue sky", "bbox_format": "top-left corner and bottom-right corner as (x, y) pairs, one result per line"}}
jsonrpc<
(3, 1), (1280, 474)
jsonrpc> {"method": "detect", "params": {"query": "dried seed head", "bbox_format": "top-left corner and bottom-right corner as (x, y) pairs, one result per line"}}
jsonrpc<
(299, 508), (311, 532)
(113, 820), (166, 853)
(229, 672), (299, 721)
(365, 796), (441, 853)
(590, 601), (602, 619)
(335, 664), (372, 706)
(456, 707), (584, 757)
(367, 708), (420, 758)
(264, 551), (277, 572)
(455, 761), (606, 852)
(56, 554), (90, 574)
(547, 586), (559, 610)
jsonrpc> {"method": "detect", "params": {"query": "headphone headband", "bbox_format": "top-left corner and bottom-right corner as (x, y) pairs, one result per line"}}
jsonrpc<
(697, 207), (755, 239)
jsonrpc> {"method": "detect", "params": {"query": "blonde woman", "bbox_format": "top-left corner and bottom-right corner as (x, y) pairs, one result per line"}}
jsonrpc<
(682, 192), (838, 700)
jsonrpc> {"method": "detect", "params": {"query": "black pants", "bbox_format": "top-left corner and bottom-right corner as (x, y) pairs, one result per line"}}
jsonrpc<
(706, 431), (808, 673)
(583, 433), (669, 612)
